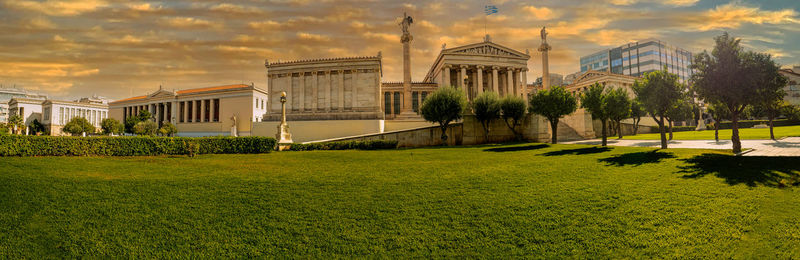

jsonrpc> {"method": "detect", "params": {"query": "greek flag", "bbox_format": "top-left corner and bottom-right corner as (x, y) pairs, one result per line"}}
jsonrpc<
(485, 5), (498, 15)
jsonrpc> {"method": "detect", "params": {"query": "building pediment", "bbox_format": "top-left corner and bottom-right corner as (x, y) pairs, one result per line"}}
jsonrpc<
(443, 42), (530, 59)
(148, 89), (175, 99)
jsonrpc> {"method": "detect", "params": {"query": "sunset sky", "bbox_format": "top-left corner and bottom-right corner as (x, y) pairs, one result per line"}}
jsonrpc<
(1, 0), (798, 101)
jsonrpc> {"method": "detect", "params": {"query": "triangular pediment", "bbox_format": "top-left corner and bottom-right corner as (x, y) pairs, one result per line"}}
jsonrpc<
(148, 89), (175, 98)
(443, 42), (529, 59)
(574, 71), (609, 84)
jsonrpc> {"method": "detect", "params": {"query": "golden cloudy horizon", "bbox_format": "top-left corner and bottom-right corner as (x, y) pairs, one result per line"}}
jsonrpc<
(1, 0), (798, 101)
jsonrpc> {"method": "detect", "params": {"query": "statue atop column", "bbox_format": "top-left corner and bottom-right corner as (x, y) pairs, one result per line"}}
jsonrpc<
(538, 26), (552, 89)
(399, 12), (413, 43)
(540, 27), (548, 43)
(396, 12), (418, 119)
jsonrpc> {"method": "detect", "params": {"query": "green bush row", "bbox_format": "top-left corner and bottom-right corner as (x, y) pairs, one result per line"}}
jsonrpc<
(706, 119), (800, 130)
(288, 140), (398, 151)
(0, 136), (276, 156)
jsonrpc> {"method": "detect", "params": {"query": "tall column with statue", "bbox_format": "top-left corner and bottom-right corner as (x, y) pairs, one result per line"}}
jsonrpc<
(538, 27), (552, 89)
(396, 12), (418, 119)
(276, 91), (293, 150)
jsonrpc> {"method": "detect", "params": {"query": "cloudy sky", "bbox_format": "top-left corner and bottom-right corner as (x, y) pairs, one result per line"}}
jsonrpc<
(1, 0), (798, 101)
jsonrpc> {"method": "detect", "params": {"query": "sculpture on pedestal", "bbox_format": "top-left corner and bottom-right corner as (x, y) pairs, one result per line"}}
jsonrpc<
(538, 26), (552, 89)
(276, 91), (293, 150)
(230, 114), (238, 137)
(395, 12), (419, 119)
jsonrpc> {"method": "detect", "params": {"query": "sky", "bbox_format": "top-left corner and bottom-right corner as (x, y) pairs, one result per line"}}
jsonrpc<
(1, 0), (799, 101)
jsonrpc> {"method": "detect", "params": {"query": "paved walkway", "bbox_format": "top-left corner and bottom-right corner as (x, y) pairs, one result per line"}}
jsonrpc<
(563, 137), (800, 157)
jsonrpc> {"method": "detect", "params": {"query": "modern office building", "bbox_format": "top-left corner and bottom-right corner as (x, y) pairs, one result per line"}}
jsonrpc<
(579, 39), (693, 82)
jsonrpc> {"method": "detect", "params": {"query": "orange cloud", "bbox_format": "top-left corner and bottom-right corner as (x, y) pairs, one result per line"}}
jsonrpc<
(690, 3), (799, 31)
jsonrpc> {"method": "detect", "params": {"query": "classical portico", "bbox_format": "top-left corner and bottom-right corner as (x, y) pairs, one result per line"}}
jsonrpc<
(423, 36), (531, 102)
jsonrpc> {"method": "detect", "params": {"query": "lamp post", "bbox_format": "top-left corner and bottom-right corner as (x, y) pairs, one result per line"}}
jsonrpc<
(276, 91), (293, 150)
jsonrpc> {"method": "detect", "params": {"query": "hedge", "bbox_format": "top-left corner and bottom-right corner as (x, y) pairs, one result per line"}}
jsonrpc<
(706, 119), (800, 130)
(288, 140), (398, 151)
(0, 136), (276, 156)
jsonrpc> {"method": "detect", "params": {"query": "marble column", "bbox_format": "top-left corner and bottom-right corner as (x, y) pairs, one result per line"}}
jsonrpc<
(492, 66), (499, 93)
(507, 68), (514, 97)
(389, 92), (395, 116)
(200, 100), (206, 122)
(352, 69), (358, 110)
(311, 71), (318, 113)
(183, 101), (188, 123)
(209, 99), (215, 122)
(325, 71), (332, 112)
(299, 72), (305, 111)
(477, 65), (484, 95)
(460, 65), (468, 96)
(338, 70), (345, 111)
(521, 68), (529, 100)
(444, 65), (451, 87)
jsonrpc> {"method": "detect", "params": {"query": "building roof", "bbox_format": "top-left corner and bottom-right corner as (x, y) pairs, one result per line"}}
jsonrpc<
(111, 95), (147, 104)
(110, 84), (264, 105)
(176, 84), (251, 95)
(266, 55), (382, 67)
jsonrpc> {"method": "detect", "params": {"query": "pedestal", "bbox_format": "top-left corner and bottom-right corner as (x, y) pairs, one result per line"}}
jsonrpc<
(276, 123), (293, 151)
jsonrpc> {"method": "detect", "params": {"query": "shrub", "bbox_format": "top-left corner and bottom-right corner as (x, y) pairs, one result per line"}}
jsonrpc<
(159, 122), (178, 136)
(288, 140), (398, 151)
(29, 119), (46, 135)
(63, 117), (95, 136)
(101, 118), (124, 135)
(133, 121), (158, 136)
(500, 95), (527, 141)
(472, 92), (501, 142)
(420, 86), (467, 145)
(0, 136), (276, 156)
(0, 123), (9, 136)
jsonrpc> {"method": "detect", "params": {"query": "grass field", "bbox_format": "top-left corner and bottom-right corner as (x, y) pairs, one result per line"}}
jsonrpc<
(628, 125), (800, 140)
(2, 144), (800, 258)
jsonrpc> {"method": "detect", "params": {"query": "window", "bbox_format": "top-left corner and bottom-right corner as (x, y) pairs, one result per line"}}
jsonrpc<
(213, 99), (220, 122)
(59, 107), (64, 124)
(384, 92), (391, 115)
(187, 101), (193, 122)
(393, 92), (401, 115)
(195, 101), (201, 122)
(421, 92), (428, 103)
(412, 91), (419, 112)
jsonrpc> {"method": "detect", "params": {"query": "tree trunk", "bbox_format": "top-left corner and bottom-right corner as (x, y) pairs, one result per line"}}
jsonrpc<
(769, 113), (775, 140)
(668, 120), (674, 140)
(731, 112), (742, 154)
(440, 123), (449, 146)
(550, 119), (559, 144)
(601, 119), (607, 146)
(659, 116), (667, 149)
(633, 118), (639, 135)
(482, 121), (490, 143)
(617, 120), (623, 139)
(714, 122), (719, 142)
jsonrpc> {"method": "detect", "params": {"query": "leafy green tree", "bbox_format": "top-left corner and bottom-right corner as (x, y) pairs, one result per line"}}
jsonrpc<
(751, 74), (788, 140)
(529, 86), (578, 144)
(420, 86), (467, 145)
(606, 87), (632, 139)
(133, 121), (158, 136)
(125, 110), (153, 133)
(633, 68), (684, 149)
(707, 102), (731, 142)
(7, 114), (24, 135)
(500, 95), (527, 141)
(580, 82), (610, 146)
(691, 32), (786, 153)
(629, 100), (646, 135)
(665, 99), (694, 140)
(471, 91), (501, 143)
(0, 122), (9, 136)
(781, 104), (800, 121)
(101, 118), (124, 135)
(63, 117), (95, 136)
(29, 119), (46, 135)
(158, 122), (178, 137)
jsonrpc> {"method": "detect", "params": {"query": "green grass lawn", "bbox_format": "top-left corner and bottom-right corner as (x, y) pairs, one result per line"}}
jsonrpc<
(628, 125), (800, 140)
(2, 144), (800, 258)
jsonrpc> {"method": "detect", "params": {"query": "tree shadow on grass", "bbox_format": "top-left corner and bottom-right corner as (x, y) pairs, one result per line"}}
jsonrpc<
(678, 153), (800, 187)
(541, 146), (611, 156)
(599, 150), (676, 166)
(484, 144), (549, 152)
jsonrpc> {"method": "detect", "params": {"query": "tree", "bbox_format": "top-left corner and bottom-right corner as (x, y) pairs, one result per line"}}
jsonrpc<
(7, 115), (24, 135)
(133, 121), (158, 136)
(665, 99), (693, 140)
(0, 122), (9, 136)
(751, 70), (788, 140)
(158, 122), (178, 136)
(529, 86), (578, 144)
(630, 100), (646, 135)
(63, 117), (95, 136)
(580, 82), (610, 146)
(781, 104), (800, 121)
(29, 119), (46, 135)
(706, 101), (731, 142)
(500, 95), (527, 141)
(420, 86), (467, 145)
(125, 110), (153, 133)
(101, 118), (124, 135)
(605, 87), (632, 139)
(471, 91), (501, 142)
(633, 68), (684, 149)
(691, 32), (785, 153)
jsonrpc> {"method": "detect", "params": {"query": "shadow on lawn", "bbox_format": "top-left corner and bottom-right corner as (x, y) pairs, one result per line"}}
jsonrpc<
(599, 150), (676, 166)
(541, 146), (611, 156)
(678, 153), (800, 187)
(484, 144), (549, 152)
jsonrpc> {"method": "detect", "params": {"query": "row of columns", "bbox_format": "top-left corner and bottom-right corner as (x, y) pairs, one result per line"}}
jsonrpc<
(440, 64), (528, 101)
(59, 107), (106, 127)
(122, 99), (218, 125)
(269, 69), (381, 114)
(385, 91), (428, 116)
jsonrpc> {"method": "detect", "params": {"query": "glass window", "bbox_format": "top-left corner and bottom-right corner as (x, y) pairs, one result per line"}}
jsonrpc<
(393, 92), (401, 115)
(384, 92), (391, 115)
(412, 91), (419, 112)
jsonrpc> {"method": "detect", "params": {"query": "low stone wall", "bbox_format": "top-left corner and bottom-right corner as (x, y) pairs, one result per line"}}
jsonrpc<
(591, 120), (653, 137)
(253, 119), (383, 143)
